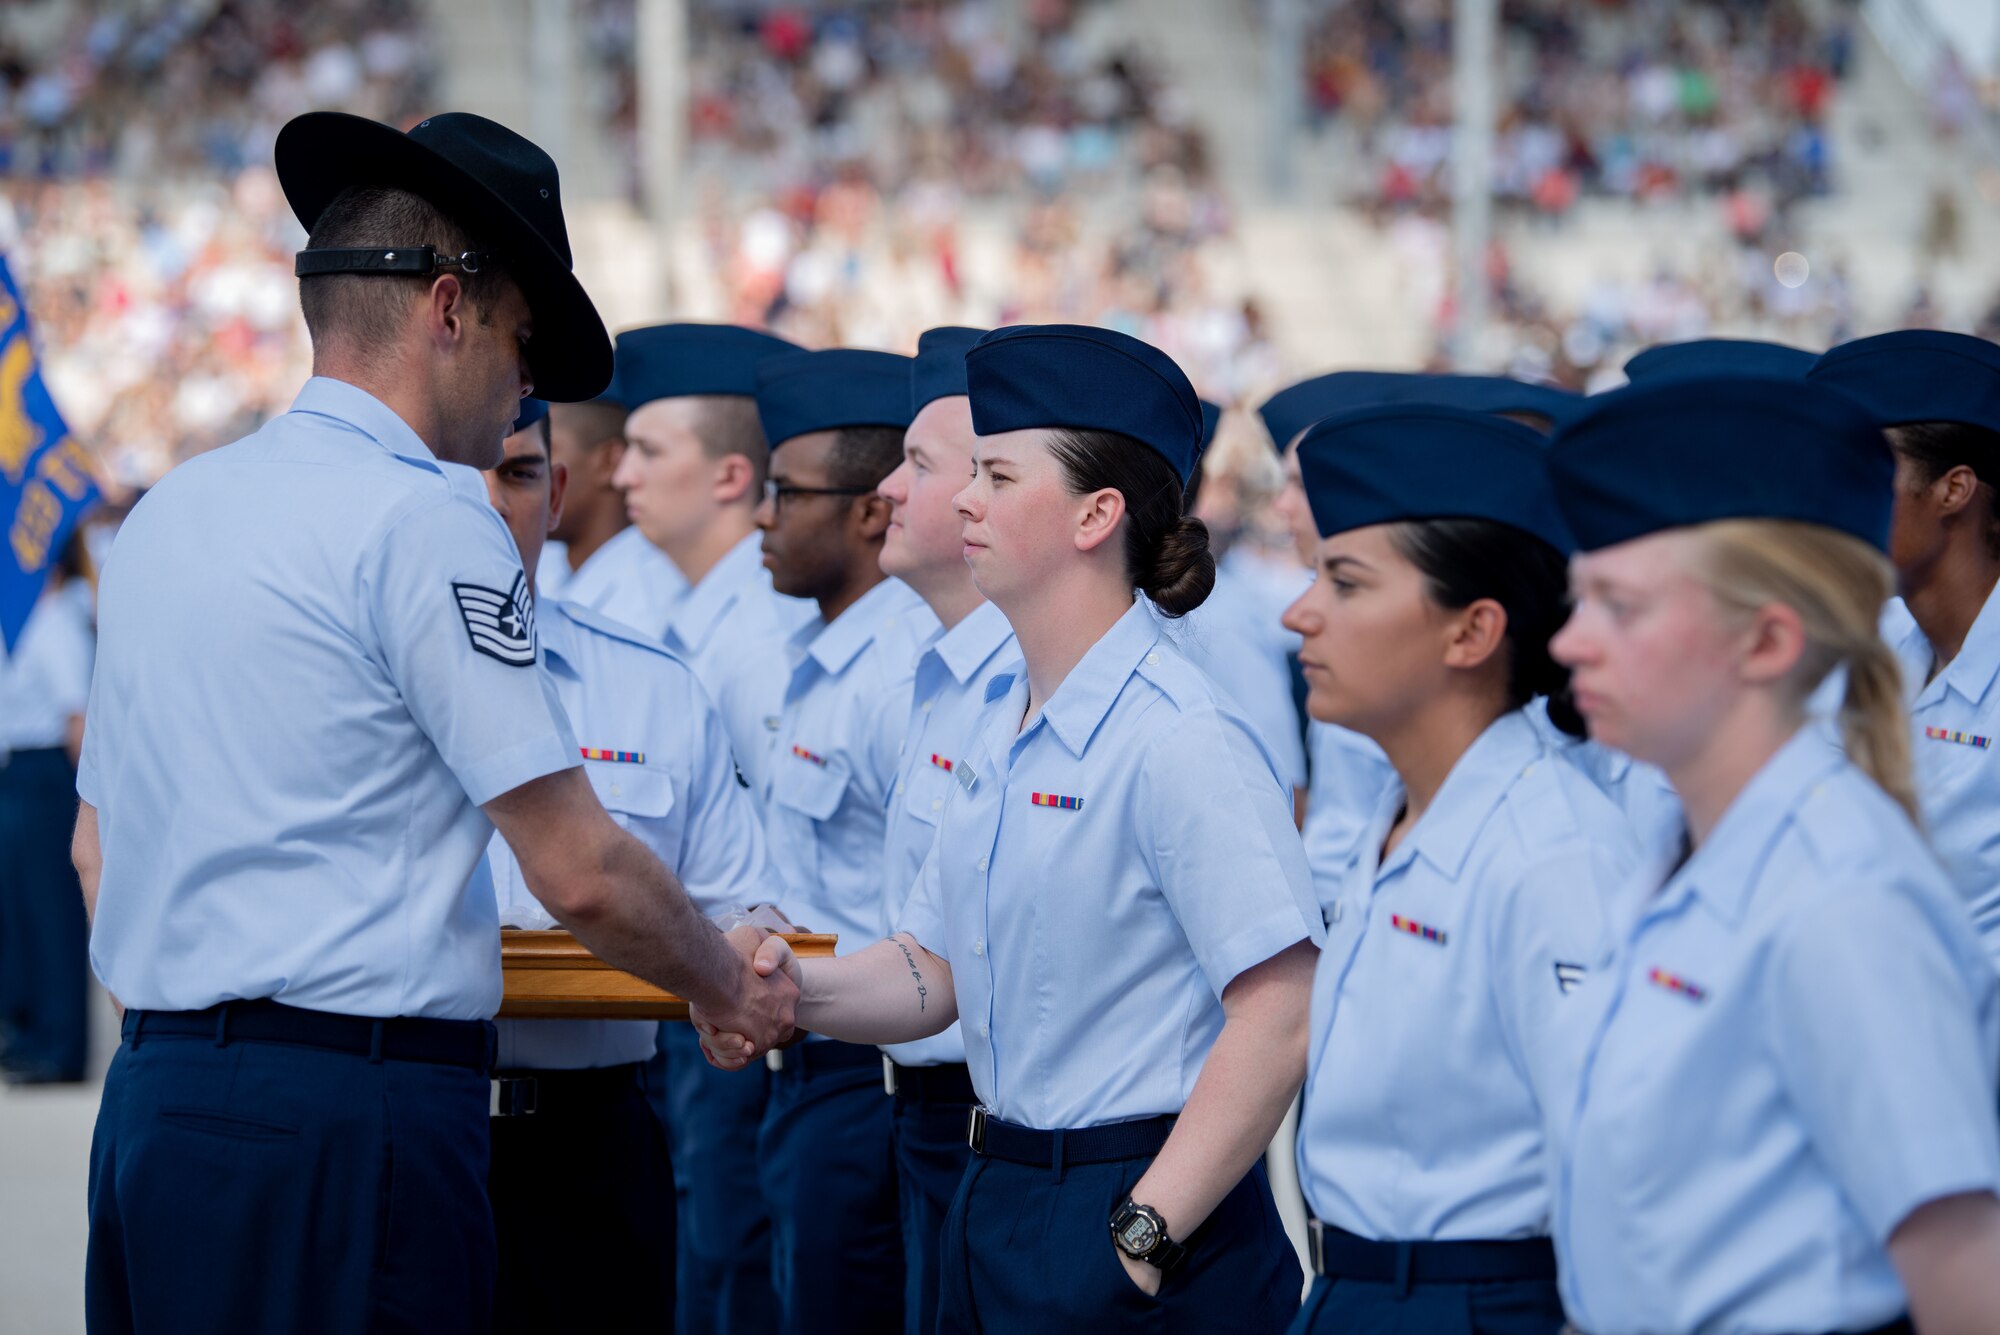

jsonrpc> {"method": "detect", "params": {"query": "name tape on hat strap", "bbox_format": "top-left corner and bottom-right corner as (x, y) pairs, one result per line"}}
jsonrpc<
(295, 246), (495, 279)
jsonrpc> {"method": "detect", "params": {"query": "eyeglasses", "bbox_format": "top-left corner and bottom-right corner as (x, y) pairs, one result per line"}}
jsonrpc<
(762, 479), (876, 511)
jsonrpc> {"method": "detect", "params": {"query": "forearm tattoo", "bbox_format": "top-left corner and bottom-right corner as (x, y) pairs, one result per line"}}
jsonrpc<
(893, 939), (928, 1012)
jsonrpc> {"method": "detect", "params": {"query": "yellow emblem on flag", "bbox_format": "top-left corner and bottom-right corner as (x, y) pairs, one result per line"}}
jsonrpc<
(0, 335), (46, 485)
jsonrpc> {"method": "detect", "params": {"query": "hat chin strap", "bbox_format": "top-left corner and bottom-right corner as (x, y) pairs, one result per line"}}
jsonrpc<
(294, 246), (494, 278)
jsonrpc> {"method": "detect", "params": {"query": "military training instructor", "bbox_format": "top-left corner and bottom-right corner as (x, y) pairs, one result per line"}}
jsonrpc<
(69, 110), (799, 1335)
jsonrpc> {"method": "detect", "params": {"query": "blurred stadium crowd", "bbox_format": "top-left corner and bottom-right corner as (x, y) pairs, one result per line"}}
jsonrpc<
(0, 0), (1994, 491)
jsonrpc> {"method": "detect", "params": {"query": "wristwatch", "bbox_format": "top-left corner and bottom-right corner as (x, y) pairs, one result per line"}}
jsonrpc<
(1109, 1196), (1188, 1275)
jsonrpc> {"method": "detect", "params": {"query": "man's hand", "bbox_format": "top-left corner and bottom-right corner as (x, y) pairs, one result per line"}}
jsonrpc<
(692, 934), (800, 1069)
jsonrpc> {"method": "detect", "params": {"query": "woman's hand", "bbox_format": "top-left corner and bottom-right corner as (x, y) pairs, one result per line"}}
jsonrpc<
(1116, 1248), (1162, 1297)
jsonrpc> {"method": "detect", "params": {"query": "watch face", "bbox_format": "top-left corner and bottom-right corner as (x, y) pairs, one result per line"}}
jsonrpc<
(1117, 1213), (1160, 1253)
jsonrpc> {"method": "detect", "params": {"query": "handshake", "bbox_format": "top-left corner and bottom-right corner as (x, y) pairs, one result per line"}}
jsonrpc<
(695, 926), (807, 1071)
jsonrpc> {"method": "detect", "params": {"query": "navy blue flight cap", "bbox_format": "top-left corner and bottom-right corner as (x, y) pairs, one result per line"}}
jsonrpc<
(755, 348), (916, 449)
(1259, 372), (1575, 453)
(1807, 329), (2000, 434)
(510, 398), (548, 435)
(965, 324), (1203, 484)
(614, 323), (801, 409)
(1198, 400), (1222, 452)
(1548, 375), (1893, 552)
(1296, 405), (1572, 554)
(911, 326), (986, 414)
(1622, 338), (1818, 383)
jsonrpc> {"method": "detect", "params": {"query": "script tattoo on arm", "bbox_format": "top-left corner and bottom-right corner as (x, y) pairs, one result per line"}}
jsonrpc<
(893, 938), (928, 1013)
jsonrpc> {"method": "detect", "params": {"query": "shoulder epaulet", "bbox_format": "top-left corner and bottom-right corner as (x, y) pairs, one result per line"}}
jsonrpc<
(1131, 635), (1213, 712)
(559, 600), (688, 665)
(1498, 752), (1591, 847)
(1791, 764), (1896, 875)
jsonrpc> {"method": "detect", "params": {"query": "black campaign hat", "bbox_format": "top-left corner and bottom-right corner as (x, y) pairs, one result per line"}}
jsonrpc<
(276, 111), (613, 402)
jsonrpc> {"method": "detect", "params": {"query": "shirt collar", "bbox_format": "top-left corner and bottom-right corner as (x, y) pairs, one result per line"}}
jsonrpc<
(929, 600), (1016, 686)
(1670, 725), (1846, 925)
(668, 530), (764, 653)
(1037, 599), (1161, 757)
(804, 577), (921, 676)
(567, 526), (639, 591)
(1389, 709), (1545, 883)
(1933, 581), (2000, 708)
(289, 376), (441, 472)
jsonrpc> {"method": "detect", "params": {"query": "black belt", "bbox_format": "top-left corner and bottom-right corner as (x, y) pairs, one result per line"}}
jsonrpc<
(966, 1108), (1176, 1167)
(764, 1038), (880, 1077)
(490, 1062), (643, 1118)
(0, 745), (68, 772)
(1564, 1321), (1910, 1335)
(884, 1057), (975, 1104)
(125, 1000), (495, 1073)
(1309, 1220), (1556, 1285)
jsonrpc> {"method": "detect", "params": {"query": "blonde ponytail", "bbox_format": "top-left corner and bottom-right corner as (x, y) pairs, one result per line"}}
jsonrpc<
(1690, 519), (1920, 824)
(1837, 635), (1920, 823)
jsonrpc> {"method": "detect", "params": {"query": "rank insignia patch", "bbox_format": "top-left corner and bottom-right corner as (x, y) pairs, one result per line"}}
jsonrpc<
(581, 748), (645, 764)
(1648, 967), (1707, 1003)
(1553, 961), (1586, 995)
(1030, 792), (1083, 810)
(454, 572), (535, 666)
(1924, 727), (1991, 750)
(1389, 914), (1447, 946)
(791, 745), (826, 767)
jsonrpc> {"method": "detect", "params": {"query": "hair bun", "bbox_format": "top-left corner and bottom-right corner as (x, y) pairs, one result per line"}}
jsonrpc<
(1145, 515), (1217, 618)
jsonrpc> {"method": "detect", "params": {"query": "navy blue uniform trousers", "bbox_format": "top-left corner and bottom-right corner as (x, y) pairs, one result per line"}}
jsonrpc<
(651, 1020), (781, 1334)
(891, 1074), (975, 1335)
(490, 1062), (675, 1334)
(758, 1040), (904, 1335)
(938, 1155), (1299, 1333)
(87, 1016), (494, 1335)
(1287, 1274), (1565, 1335)
(0, 748), (89, 1081)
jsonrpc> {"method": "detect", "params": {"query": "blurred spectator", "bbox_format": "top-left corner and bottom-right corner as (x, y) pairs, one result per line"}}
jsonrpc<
(0, 0), (436, 488)
(582, 0), (1274, 399)
(1305, 0), (1850, 220)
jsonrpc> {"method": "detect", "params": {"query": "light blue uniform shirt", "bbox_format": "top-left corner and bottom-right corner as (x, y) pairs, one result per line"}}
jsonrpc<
(1155, 547), (1309, 790)
(1527, 700), (1687, 870)
(881, 599), (1021, 1070)
(763, 576), (938, 954)
(487, 599), (773, 1070)
(1888, 584), (2000, 961)
(898, 600), (1325, 1129)
(0, 578), (93, 751)
(1302, 720), (1396, 908)
(1547, 728), (2000, 1335)
(79, 378), (579, 1019)
(664, 530), (817, 797)
(543, 524), (687, 639)
(1298, 710), (1637, 1241)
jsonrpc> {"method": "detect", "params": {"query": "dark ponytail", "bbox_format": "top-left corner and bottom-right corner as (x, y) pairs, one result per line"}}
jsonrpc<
(1049, 428), (1217, 617)
(1387, 518), (1585, 737)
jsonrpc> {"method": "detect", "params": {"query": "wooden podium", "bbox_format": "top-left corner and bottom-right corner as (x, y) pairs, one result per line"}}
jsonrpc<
(499, 930), (836, 1020)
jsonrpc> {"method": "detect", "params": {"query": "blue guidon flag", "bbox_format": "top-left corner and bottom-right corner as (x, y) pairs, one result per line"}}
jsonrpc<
(453, 570), (537, 666)
(0, 252), (98, 656)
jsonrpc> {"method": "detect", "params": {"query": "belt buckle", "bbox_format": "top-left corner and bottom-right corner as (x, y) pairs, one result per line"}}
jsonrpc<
(1307, 1218), (1324, 1277)
(883, 1054), (898, 1097)
(490, 1076), (539, 1118)
(965, 1105), (988, 1154)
